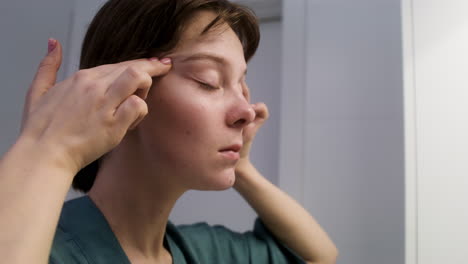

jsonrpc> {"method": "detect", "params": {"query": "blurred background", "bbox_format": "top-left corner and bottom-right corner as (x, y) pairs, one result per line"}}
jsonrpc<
(1, 0), (466, 264)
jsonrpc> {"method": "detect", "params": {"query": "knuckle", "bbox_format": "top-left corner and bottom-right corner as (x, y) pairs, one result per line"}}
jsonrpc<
(129, 96), (148, 114)
(82, 80), (103, 96)
(142, 74), (153, 87)
(93, 90), (107, 106)
(102, 114), (117, 128)
(125, 66), (144, 80)
(128, 94), (143, 106)
(74, 69), (91, 82)
(73, 71), (106, 94)
(126, 66), (152, 86)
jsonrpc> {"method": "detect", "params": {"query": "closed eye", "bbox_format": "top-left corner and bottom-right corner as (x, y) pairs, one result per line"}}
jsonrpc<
(196, 80), (218, 90)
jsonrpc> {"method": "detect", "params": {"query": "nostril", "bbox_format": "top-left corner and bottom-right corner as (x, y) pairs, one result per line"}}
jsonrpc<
(233, 118), (246, 127)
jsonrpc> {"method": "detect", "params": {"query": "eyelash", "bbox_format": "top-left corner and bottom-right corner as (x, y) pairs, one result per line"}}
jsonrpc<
(197, 81), (218, 90)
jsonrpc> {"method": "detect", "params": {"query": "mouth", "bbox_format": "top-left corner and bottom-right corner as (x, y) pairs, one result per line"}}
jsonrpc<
(219, 144), (242, 153)
(218, 144), (242, 160)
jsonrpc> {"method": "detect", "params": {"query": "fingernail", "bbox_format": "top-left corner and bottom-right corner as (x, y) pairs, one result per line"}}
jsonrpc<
(149, 57), (159, 61)
(48, 38), (57, 54)
(160, 57), (172, 65)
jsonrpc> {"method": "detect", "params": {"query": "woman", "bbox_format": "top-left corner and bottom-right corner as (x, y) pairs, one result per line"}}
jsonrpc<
(0, 0), (338, 263)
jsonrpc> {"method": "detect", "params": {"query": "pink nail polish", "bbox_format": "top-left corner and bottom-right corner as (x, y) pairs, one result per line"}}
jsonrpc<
(149, 57), (159, 61)
(160, 57), (172, 65)
(48, 38), (57, 54)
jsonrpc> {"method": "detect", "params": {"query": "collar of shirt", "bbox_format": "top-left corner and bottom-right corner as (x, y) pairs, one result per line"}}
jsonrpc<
(55, 195), (186, 264)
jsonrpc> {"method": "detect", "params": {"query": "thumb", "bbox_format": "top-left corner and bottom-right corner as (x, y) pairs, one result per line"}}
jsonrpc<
(28, 38), (63, 105)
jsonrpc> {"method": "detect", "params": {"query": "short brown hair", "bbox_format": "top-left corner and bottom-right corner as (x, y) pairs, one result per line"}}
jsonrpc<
(72, 0), (260, 193)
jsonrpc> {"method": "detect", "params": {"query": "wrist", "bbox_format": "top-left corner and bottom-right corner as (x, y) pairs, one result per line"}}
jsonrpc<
(234, 160), (263, 192)
(234, 158), (254, 178)
(13, 135), (79, 176)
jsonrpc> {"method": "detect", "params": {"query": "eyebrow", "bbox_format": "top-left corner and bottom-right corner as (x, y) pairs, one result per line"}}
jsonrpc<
(180, 53), (248, 77)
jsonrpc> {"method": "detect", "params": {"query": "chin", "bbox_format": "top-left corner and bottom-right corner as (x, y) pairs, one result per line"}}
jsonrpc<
(193, 169), (236, 191)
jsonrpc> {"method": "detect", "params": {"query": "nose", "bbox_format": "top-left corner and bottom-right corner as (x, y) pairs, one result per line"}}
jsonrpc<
(226, 97), (255, 129)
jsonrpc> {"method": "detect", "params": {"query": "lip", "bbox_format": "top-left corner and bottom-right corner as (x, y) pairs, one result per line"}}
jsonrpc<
(219, 150), (240, 160)
(219, 144), (242, 153)
(218, 144), (242, 160)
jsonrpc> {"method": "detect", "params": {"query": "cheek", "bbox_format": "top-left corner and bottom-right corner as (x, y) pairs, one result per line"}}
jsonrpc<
(163, 98), (207, 134)
(138, 82), (236, 190)
(145, 78), (216, 146)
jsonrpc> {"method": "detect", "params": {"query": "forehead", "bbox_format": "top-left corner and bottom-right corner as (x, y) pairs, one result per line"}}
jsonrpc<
(169, 11), (247, 73)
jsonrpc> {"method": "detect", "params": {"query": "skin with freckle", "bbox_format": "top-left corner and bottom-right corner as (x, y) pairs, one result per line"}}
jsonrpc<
(135, 11), (253, 190)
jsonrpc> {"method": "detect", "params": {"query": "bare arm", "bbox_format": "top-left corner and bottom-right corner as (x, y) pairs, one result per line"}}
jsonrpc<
(0, 137), (76, 263)
(234, 103), (338, 264)
(0, 39), (171, 264)
(234, 162), (338, 264)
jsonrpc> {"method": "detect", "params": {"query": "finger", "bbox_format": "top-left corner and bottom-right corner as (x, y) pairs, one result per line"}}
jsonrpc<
(77, 58), (171, 82)
(28, 38), (63, 106)
(105, 66), (154, 108)
(129, 112), (146, 130)
(90, 58), (158, 77)
(252, 102), (269, 121)
(100, 57), (172, 81)
(104, 59), (172, 103)
(114, 95), (148, 131)
(241, 103), (268, 144)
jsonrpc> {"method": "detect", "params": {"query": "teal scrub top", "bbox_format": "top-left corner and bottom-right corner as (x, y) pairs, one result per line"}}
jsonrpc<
(50, 196), (305, 264)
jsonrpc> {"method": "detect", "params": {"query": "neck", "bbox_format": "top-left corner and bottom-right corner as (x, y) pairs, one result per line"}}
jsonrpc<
(88, 136), (185, 262)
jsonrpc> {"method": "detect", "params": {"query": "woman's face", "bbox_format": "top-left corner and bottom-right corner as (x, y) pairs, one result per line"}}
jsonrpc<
(137, 11), (255, 190)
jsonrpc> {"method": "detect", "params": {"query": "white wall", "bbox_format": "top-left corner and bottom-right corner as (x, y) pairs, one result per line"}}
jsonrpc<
(0, 0), (75, 155)
(403, 0), (468, 263)
(280, 1), (405, 263)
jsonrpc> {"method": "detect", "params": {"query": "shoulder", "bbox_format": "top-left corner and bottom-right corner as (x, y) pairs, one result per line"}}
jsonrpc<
(167, 219), (305, 264)
(49, 196), (130, 264)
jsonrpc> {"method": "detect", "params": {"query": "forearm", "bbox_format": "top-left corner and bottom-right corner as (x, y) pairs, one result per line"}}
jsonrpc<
(0, 137), (76, 264)
(234, 162), (338, 264)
